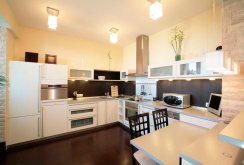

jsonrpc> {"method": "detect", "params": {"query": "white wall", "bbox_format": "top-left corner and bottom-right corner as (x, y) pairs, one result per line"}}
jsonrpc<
(122, 8), (222, 68)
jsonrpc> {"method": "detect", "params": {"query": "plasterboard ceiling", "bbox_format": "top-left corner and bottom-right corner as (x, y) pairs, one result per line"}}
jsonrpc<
(7, 0), (217, 47)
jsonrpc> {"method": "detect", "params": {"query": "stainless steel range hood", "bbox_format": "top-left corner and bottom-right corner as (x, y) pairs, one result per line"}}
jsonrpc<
(128, 35), (149, 77)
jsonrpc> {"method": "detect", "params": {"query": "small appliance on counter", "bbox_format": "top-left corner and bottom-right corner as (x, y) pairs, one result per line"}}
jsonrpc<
(163, 93), (190, 109)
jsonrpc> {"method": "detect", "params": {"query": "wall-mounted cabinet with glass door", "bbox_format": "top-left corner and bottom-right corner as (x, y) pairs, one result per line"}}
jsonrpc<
(148, 63), (176, 79)
(176, 57), (204, 77)
(69, 68), (94, 80)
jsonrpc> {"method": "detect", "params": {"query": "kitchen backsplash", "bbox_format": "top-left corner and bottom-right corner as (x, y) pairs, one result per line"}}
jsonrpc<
(157, 79), (222, 107)
(68, 80), (135, 98)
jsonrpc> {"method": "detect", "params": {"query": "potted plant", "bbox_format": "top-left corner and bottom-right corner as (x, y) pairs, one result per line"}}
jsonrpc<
(170, 26), (184, 61)
(0, 75), (6, 86)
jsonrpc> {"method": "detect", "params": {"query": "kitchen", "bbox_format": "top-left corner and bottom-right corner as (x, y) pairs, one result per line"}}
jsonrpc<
(0, 0), (244, 165)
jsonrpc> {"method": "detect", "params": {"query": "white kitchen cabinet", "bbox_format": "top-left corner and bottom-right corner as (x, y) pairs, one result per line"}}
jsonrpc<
(176, 57), (204, 77)
(8, 115), (41, 145)
(139, 105), (155, 132)
(106, 100), (118, 123)
(97, 101), (107, 125)
(97, 100), (118, 125)
(41, 64), (68, 84)
(68, 102), (97, 131)
(118, 100), (125, 124)
(180, 114), (218, 129)
(42, 102), (68, 137)
(120, 69), (135, 81)
(148, 64), (176, 79)
(205, 50), (238, 74)
(69, 68), (94, 80)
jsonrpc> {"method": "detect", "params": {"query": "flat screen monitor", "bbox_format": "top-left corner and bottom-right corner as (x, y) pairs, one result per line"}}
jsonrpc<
(207, 93), (222, 116)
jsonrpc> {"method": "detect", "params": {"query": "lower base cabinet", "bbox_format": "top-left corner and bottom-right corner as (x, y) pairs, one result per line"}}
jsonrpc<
(139, 105), (155, 132)
(97, 100), (118, 125)
(97, 101), (106, 125)
(42, 102), (68, 137)
(180, 114), (218, 129)
(107, 100), (118, 123)
(8, 115), (41, 145)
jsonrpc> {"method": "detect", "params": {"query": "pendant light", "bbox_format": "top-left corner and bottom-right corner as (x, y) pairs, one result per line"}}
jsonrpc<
(109, 28), (119, 44)
(47, 7), (59, 30)
(148, 0), (163, 20)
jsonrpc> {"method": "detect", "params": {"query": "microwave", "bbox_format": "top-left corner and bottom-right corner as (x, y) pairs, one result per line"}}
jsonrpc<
(163, 93), (190, 109)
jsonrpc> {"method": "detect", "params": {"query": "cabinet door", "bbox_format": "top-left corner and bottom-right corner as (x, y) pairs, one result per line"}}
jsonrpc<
(69, 68), (94, 80)
(140, 106), (155, 132)
(180, 114), (217, 129)
(148, 65), (174, 78)
(97, 101), (107, 125)
(42, 104), (68, 137)
(8, 115), (41, 145)
(41, 64), (68, 84)
(106, 100), (118, 123)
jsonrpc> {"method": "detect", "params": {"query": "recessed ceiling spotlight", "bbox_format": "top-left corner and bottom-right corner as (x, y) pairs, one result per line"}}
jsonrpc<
(148, 0), (163, 20)
(47, 7), (59, 30)
(109, 28), (119, 44)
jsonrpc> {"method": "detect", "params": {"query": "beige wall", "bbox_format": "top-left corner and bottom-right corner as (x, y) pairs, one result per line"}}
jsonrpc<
(122, 8), (222, 69)
(14, 27), (123, 71)
(0, 0), (19, 37)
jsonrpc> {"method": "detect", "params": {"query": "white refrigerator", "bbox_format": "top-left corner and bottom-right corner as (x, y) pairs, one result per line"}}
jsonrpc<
(8, 61), (42, 145)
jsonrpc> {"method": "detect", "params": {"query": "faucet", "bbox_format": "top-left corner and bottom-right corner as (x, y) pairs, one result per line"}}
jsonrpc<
(105, 92), (110, 98)
(73, 91), (78, 98)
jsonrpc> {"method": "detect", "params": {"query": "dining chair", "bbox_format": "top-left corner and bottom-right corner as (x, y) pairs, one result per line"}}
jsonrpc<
(128, 113), (158, 165)
(152, 108), (169, 131)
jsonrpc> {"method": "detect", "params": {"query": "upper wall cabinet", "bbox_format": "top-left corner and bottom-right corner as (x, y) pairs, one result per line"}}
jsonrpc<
(147, 55), (223, 80)
(120, 69), (136, 81)
(205, 50), (238, 74)
(148, 64), (176, 78)
(41, 64), (68, 84)
(176, 57), (204, 77)
(69, 68), (94, 80)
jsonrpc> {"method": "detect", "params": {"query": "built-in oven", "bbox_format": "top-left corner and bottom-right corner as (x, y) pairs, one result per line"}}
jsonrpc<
(68, 103), (97, 131)
(41, 84), (67, 100)
(124, 101), (138, 127)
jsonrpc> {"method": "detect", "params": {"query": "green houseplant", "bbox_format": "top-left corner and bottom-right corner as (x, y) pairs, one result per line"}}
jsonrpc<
(170, 26), (184, 61)
(0, 75), (6, 86)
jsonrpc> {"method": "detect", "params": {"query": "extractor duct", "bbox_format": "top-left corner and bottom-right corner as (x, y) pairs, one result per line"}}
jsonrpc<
(128, 35), (149, 77)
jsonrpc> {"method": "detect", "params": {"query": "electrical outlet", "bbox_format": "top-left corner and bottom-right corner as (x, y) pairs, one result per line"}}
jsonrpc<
(205, 102), (209, 107)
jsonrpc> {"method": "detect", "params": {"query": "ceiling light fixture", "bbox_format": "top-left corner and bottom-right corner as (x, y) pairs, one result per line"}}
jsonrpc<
(148, 0), (163, 20)
(209, 77), (216, 81)
(109, 28), (119, 44)
(47, 7), (59, 30)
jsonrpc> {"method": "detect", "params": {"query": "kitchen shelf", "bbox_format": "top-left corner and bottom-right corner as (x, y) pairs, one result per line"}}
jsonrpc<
(94, 69), (120, 80)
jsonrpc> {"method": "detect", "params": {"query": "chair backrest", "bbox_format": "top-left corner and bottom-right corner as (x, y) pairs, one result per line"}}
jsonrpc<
(152, 108), (168, 130)
(128, 113), (150, 139)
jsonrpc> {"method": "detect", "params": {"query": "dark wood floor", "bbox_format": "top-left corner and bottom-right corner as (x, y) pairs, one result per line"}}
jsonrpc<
(1, 126), (133, 165)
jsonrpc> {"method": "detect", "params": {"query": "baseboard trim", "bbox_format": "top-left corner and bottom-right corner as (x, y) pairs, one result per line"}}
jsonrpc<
(7, 122), (120, 152)
(0, 142), (6, 160)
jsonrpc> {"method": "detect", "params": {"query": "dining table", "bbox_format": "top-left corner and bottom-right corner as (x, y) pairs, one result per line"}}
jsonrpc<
(130, 121), (208, 165)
